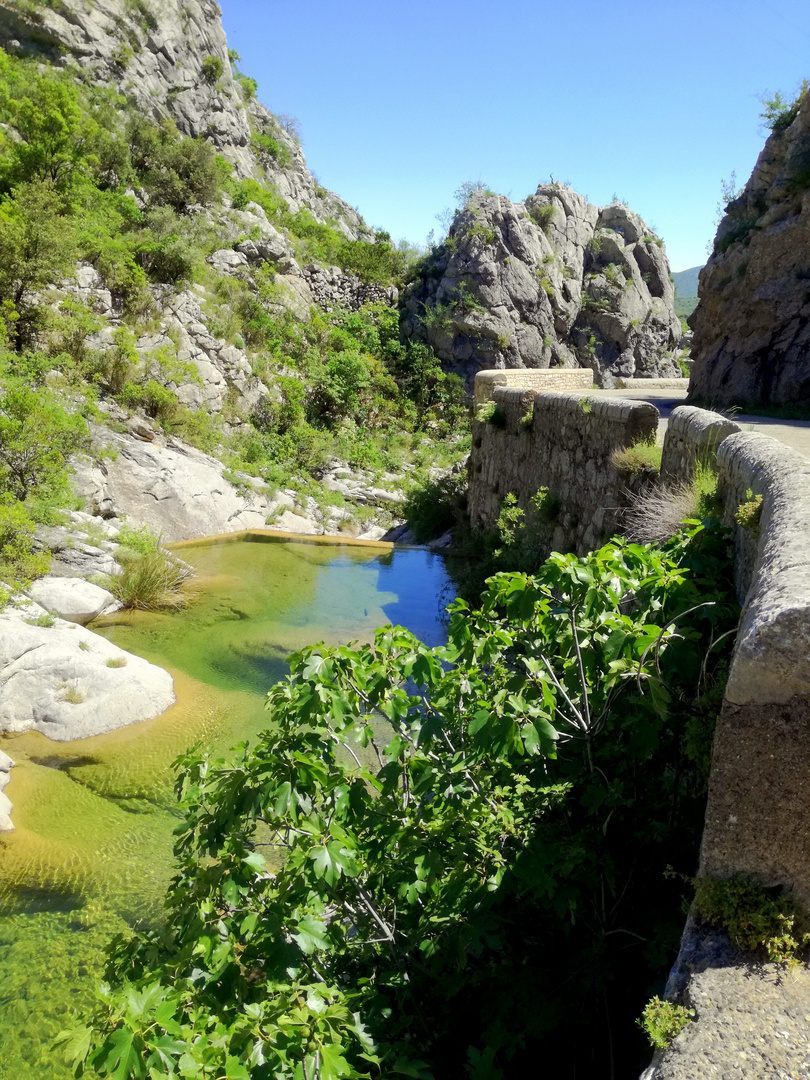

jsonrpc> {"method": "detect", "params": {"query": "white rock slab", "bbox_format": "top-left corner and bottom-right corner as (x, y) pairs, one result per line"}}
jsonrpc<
(0, 613), (175, 741)
(25, 577), (116, 626)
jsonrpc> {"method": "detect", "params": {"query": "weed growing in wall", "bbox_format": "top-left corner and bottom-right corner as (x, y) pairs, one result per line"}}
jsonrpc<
(693, 876), (810, 965)
(611, 439), (662, 474)
(638, 997), (694, 1050)
(734, 489), (763, 533)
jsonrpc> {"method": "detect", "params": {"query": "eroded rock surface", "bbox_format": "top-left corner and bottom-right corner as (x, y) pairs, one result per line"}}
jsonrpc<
(643, 962), (810, 1079)
(0, 604), (175, 741)
(689, 93), (810, 406)
(0, 0), (369, 236)
(402, 185), (682, 387)
(25, 577), (117, 625)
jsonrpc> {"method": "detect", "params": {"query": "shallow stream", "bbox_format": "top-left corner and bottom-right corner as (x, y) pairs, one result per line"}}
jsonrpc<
(0, 536), (454, 1079)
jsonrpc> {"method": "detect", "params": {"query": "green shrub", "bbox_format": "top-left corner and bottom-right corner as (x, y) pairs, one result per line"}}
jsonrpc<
(734, 490), (763, 532)
(638, 998), (694, 1050)
(0, 380), (88, 502)
(66, 524), (739, 1079)
(0, 179), (78, 349)
(251, 132), (293, 170)
(201, 55), (223, 84)
(128, 117), (221, 210)
(402, 472), (467, 542)
(108, 543), (195, 610)
(0, 497), (50, 606)
(475, 400), (506, 427)
(760, 80), (810, 133)
(611, 439), (662, 473)
(529, 202), (556, 232)
(694, 876), (810, 964)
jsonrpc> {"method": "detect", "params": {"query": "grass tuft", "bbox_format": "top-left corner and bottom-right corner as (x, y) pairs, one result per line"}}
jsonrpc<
(611, 440), (662, 473)
(108, 546), (195, 611)
(624, 463), (719, 543)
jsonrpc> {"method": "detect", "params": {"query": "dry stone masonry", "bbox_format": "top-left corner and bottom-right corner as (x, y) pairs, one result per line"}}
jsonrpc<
(469, 376), (659, 555)
(402, 185), (683, 388)
(469, 369), (810, 1078)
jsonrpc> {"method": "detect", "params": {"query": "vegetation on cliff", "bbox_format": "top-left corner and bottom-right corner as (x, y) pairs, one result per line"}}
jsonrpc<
(0, 43), (467, 581)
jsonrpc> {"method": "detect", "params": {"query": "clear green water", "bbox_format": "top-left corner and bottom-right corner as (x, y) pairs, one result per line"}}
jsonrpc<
(0, 539), (453, 1080)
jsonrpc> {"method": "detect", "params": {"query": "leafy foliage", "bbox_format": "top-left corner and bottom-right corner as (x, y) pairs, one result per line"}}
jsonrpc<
(760, 79), (810, 133)
(0, 379), (88, 502)
(0, 179), (77, 348)
(0, 497), (50, 604)
(638, 997), (694, 1050)
(64, 524), (738, 1078)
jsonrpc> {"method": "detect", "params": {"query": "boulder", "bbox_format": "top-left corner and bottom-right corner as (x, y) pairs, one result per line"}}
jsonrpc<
(0, 611), (175, 741)
(24, 577), (116, 625)
(73, 427), (298, 541)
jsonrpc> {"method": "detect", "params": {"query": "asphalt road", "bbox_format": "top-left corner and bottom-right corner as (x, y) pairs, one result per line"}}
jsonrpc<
(595, 387), (810, 460)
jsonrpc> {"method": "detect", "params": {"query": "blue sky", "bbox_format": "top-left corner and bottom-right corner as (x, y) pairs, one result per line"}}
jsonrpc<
(220, 0), (809, 273)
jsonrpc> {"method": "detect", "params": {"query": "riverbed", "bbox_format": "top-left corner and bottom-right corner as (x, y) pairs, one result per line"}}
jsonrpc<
(0, 537), (454, 1079)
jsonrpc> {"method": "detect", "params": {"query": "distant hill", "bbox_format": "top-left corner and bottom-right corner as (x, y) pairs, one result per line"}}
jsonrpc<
(673, 266), (702, 296)
(673, 265), (703, 318)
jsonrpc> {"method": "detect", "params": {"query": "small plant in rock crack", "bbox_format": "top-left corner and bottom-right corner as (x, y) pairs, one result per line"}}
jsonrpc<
(638, 997), (694, 1049)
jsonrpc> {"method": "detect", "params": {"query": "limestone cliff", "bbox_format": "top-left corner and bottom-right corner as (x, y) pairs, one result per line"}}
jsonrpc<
(401, 184), (683, 387)
(0, 0), (370, 238)
(689, 91), (810, 406)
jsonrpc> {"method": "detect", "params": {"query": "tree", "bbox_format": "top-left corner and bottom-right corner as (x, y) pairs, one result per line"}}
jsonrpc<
(127, 118), (221, 210)
(60, 525), (738, 1079)
(0, 180), (77, 349)
(0, 497), (50, 605)
(5, 75), (89, 187)
(0, 380), (88, 503)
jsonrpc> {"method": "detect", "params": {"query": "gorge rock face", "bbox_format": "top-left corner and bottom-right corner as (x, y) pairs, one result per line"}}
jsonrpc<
(689, 93), (810, 406)
(401, 185), (682, 387)
(0, 0), (370, 239)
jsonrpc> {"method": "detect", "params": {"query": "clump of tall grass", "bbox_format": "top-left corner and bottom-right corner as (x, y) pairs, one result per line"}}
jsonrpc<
(611, 438), (662, 473)
(107, 528), (195, 610)
(624, 462), (721, 543)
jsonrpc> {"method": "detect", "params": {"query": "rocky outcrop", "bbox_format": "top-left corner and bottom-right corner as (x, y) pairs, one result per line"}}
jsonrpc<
(71, 424), (398, 542)
(402, 185), (682, 388)
(59, 267), (269, 416)
(302, 265), (398, 313)
(0, 601), (175, 741)
(689, 92), (810, 406)
(0, 0), (370, 239)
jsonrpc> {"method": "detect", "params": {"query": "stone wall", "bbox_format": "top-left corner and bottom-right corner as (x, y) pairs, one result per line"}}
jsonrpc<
(659, 405), (741, 487)
(468, 370), (810, 1075)
(472, 367), (592, 408)
(301, 265), (398, 313)
(644, 427), (810, 1079)
(468, 374), (658, 554)
(699, 433), (810, 901)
